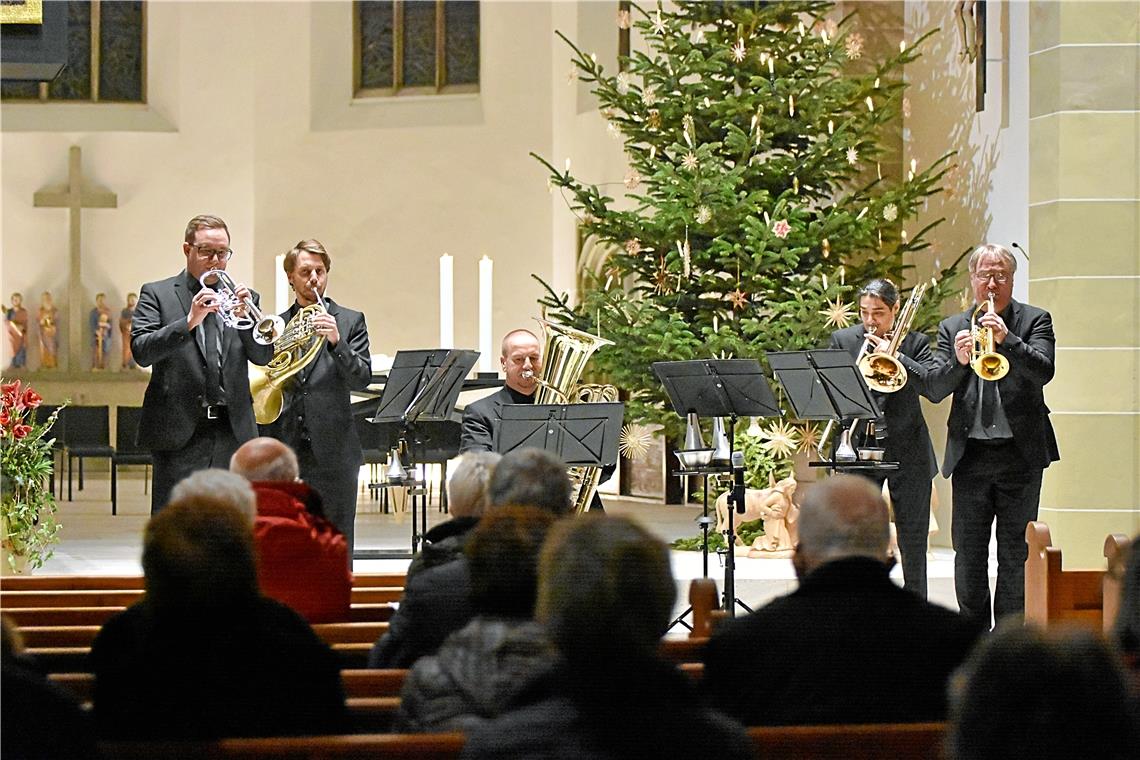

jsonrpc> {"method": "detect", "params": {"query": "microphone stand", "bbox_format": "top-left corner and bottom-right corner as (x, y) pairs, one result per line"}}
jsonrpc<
(721, 414), (752, 618)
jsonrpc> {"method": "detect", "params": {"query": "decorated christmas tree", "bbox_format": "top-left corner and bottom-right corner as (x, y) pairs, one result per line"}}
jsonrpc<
(536, 0), (962, 481)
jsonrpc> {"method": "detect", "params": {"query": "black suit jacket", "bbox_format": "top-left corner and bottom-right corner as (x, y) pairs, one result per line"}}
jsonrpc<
(702, 558), (982, 726)
(829, 325), (938, 479)
(459, 385), (534, 454)
(259, 298), (372, 468)
(131, 270), (273, 451)
(925, 299), (1059, 477)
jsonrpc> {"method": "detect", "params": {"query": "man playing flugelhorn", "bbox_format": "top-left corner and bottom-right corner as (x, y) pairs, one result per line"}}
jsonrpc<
(926, 244), (1059, 627)
(829, 278), (938, 598)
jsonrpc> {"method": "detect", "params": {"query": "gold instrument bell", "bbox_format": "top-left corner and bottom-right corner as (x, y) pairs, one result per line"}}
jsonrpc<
(856, 282), (928, 393)
(971, 293), (1010, 381)
(250, 292), (328, 424)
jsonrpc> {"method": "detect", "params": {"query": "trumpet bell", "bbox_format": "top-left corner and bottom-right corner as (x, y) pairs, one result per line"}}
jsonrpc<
(972, 352), (1010, 381)
(857, 352), (908, 393)
(254, 314), (286, 345)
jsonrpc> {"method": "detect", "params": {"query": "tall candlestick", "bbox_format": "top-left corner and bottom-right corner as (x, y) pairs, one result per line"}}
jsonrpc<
(439, 253), (453, 348)
(479, 255), (493, 372)
(274, 253), (288, 314)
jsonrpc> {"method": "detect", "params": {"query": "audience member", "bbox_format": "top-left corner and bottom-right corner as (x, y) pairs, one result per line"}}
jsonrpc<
(1113, 536), (1140, 692)
(231, 437), (352, 623)
(369, 448), (571, 669)
(703, 474), (982, 726)
(406, 451), (501, 582)
(168, 467), (256, 521)
(90, 494), (347, 739)
(2, 615), (101, 759)
(947, 624), (1140, 760)
(461, 515), (752, 760)
(397, 506), (559, 732)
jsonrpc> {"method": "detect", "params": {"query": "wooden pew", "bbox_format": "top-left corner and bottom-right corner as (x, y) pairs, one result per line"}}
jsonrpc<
(747, 722), (946, 759)
(3, 602), (395, 628)
(1103, 533), (1131, 634)
(0, 572), (407, 591)
(99, 733), (467, 760)
(17, 621), (388, 649)
(1024, 521), (1104, 630)
(0, 586), (403, 608)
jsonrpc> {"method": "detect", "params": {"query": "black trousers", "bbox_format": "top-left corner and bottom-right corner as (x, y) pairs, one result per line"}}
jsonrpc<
(150, 414), (241, 513)
(951, 439), (1043, 627)
(859, 466), (931, 598)
(296, 440), (360, 559)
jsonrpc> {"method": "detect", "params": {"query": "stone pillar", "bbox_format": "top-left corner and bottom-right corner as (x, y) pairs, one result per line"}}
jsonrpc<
(1028, 1), (1140, 566)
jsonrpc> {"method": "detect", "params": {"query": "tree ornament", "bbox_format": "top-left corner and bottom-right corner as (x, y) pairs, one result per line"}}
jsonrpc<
(616, 71), (631, 94)
(797, 422), (821, 454)
(618, 423), (654, 459)
(651, 8), (666, 36)
(727, 289), (749, 310)
(761, 420), (800, 459)
(642, 85), (659, 106)
(819, 297), (854, 328)
(646, 109), (662, 130)
(845, 32), (864, 59)
(846, 147), (858, 165)
(696, 205), (712, 224)
(883, 203), (898, 222)
(772, 219), (792, 238)
(681, 151), (699, 171)
(732, 38), (747, 62)
(624, 238), (642, 255)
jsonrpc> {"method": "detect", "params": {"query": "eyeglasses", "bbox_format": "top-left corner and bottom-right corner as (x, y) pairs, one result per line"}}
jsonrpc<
(193, 245), (233, 262)
(971, 271), (1010, 285)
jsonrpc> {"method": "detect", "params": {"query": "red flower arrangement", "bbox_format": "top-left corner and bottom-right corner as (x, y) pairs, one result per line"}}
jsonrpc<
(1, 379), (63, 572)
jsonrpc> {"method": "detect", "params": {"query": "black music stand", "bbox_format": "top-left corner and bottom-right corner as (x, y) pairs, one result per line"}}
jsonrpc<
(653, 360), (780, 620)
(493, 402), (623, 469)
(363, 348), (479, 559)
(767, 350), (896, 473)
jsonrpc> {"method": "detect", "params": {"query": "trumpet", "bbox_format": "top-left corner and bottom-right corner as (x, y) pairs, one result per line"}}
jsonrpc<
(970, 291), (1010, 381)
(856, 281), (927, 394)
(199, 269), (284, 346)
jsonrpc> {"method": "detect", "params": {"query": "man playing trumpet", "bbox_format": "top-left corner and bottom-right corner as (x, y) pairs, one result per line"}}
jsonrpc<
(132, 215), (274, 512)
(829, 278), (939, 597)
(926, 244), (1059, 626)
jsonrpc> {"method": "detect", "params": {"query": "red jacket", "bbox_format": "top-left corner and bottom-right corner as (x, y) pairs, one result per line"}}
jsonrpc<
(251, 481), (352, 623)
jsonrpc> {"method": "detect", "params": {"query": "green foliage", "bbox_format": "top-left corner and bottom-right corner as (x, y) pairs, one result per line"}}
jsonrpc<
(536, 0), (962, 448)
(1, 379), (64, 572)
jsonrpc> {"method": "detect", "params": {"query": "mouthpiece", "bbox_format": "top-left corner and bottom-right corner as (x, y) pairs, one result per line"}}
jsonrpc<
(521, 370), (535, 379)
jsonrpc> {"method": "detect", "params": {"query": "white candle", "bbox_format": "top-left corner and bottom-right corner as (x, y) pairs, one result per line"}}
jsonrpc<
(274, 253), (289, 314)
(479, 255), (493, 372)
(439, 254), (454, 348)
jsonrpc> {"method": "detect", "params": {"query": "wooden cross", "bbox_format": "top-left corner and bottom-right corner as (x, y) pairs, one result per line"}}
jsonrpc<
(33, 145), (118, 372)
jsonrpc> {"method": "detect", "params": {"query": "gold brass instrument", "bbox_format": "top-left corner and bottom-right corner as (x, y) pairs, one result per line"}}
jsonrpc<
(250, 285), (327, 424)
(856, 281), (927, 394)
(529, 318), (615, 515)
(971, 292), (1010, 381)
(200, 269), (285, 346)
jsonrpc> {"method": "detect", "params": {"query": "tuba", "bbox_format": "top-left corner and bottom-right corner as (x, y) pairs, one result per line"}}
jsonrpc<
(529, 318), (616, 515)
(200, 269), (285, 346)
(856, 281), (927, 393)
(970, 292), (1010, 381)
(250, 286), (327, 424)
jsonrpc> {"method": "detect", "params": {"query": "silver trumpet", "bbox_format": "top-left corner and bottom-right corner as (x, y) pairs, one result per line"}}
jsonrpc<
(199, 269), (285, 346)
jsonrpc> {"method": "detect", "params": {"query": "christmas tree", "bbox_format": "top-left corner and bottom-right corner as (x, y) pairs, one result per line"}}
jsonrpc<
(536, 0), (962, 479)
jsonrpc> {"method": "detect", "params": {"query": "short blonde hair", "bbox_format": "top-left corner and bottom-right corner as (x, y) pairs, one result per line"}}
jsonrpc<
(447, 451), (501, 518)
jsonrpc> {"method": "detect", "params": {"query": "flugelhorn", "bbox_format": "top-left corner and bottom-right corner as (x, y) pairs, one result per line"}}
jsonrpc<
(856, 282), (927, 393)
(970, 291), (1010, 381)
(199, 269), (285, 346)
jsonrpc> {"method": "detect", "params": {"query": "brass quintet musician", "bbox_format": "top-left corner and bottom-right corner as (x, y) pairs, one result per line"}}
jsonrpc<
(829, 278), (938, 598)
(132, 215), (273, 513)
(257, 240), (372, 557)
(926, 244), (1058, 626)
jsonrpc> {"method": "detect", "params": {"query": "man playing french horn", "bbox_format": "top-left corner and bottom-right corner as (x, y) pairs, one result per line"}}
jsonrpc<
(133, 214), (274, 513)
(258, 240), (372, 557)
(829, 278), (939, 598)
(926, 244), (1058, 627)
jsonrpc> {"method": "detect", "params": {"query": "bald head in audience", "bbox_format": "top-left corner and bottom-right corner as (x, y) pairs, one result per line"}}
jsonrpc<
(793, 475), (891, 581)
(230, 437), (300, 483)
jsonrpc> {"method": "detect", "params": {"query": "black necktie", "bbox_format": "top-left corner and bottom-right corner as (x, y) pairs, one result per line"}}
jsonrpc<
(980, 377), (997, 429)
(203, 312), (225, 404)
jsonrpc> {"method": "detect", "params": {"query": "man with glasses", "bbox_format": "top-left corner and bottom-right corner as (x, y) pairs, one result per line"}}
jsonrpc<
(926, 243), (1059, 626)
(132, 215), (273, 512)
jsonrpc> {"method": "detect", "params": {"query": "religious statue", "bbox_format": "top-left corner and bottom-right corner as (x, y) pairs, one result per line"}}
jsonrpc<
(714, 474), (799, 559)
(90, 292), (113, 371)
(120, 292), (138, 369)
(4, 292), (29, 369)
(38, 291), (59, 370)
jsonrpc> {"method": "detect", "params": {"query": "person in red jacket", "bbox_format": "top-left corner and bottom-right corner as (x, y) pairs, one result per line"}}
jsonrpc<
(231, 437), (352, 623)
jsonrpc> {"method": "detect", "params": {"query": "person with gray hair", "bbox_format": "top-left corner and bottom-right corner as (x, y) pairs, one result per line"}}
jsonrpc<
(230, 437), (351, 623)
(487, 448), (572, 515)
(168, 468), (256, 522)
(703, 475), (981, 727)
(926, 242), (1058, 626)
(461, 515), (751, 759)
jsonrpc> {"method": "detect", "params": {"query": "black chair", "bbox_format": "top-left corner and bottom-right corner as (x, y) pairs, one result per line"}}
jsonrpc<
(354, 413), (390, 510)
(32, 404), (65, 498)
(111, 406), (151, 516)
(61, 406), (115, 509)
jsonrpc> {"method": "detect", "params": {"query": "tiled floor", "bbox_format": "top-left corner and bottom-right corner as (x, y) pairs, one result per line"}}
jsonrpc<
(37, 469), (975, 621)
